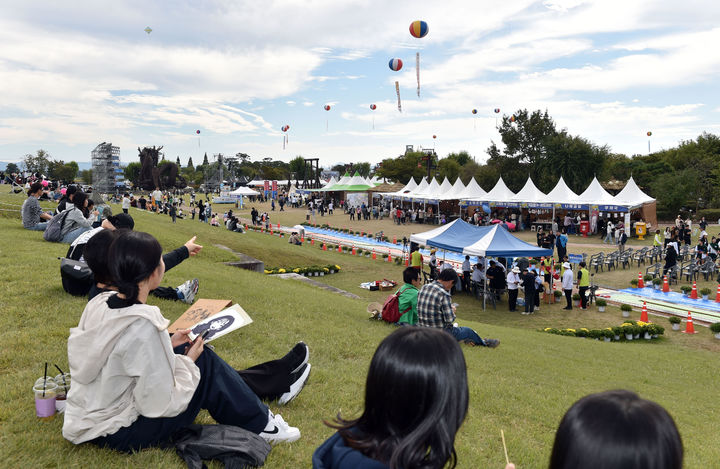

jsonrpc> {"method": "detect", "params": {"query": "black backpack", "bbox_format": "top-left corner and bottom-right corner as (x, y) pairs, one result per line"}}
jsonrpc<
(60, 258), (94, 296)
(43, 210), (72, 242)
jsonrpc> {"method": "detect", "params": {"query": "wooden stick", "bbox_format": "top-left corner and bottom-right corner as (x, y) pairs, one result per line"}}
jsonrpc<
(501, 429), (509, 464)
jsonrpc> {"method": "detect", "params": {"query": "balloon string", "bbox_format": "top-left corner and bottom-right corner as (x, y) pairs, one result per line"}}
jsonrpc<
(416, 52), (420, 97)
(395, 81), (402, 113)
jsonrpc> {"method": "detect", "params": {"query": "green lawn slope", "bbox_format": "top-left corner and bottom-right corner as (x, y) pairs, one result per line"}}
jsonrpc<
(1, 193), (719, 468)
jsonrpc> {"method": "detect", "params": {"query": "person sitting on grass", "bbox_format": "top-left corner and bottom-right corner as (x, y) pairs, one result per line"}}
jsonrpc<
(395, 267), (422, 325)
(288, 232), (302, 245)
(417, 268), (499, 347)
(22, 182), (53, 231)
(58, 191), (98, 244)
(82, 226), (201, 304)
(313, 327), (515, 469)
(63, 230), (308, 452)
(549, 390), (682, 469)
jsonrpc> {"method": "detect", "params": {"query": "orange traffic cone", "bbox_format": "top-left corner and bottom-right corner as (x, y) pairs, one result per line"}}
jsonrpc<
(338, 244), (342, 253)
(715, 284), (720, 303)
(690, 281), (698, 299)
(322, 243), (327, 251)
(662, 275), (669, 293)
(405, 253), (409, 267)
(372, 250), (376, 260)
(270, 227), (273, 235)
(637, 272), (644, 289)
(311, 237), (315, 245)
(361, 231), (364, 237)
(301, 235), (304, 243)
(352, 246), (356, 256)
(244, 224), (248, 231)
(393, 236), (397, 244)
(682, 312), (698, 334)
(277, 223), (280, 228)
(640, 301), (649, 322)
(387, 252), (393, 262)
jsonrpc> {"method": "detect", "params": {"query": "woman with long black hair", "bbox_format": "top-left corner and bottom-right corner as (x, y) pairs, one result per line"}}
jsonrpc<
(63, 231), (304, 452)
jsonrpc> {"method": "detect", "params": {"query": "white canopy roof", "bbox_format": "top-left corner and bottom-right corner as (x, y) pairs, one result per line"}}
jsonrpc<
(413, 177), (442, 200)
(435, 177), (454, 199)
(405, 177), (429, 198)
(322, 176), (339, 190)
(576, 177), (617, 206)
(545, 176), (579, 202)
(442, 178), (467, 200)
(511, 177), (548, 202)
(457, 178), (487, 200)
(409, 219), (463, 245)
(613, 176), (655, 208)
(229, 186), (260, 196)
(483, 177), (515, 202)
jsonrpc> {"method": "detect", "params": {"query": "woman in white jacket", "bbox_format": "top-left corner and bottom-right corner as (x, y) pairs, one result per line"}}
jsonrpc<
(63, 230), (301, 452)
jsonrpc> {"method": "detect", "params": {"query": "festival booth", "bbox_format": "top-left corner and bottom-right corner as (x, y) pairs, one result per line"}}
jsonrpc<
(318, 172), (373, 207)
(225, 186), (260, 208)
(612, 177), (657, 229)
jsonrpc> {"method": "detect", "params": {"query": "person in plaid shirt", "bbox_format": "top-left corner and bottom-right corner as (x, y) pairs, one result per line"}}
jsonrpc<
(417, 269), (499, 348)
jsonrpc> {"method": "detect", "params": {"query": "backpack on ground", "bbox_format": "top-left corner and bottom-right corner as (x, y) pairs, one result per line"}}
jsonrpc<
(60, 257), (94, 296)
(43, 210), (72, 242)
(381, 285), (412, 323)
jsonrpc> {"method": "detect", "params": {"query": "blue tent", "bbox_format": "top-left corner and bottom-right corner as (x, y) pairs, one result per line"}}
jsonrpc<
(409, 219), (492, 252)
(462, 224), (553, 257)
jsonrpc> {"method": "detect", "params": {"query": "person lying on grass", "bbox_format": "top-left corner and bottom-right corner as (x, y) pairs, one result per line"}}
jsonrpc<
(63, 230), (310, 452)
(72, 213), (201, 304)
(313, 327), (515, 469)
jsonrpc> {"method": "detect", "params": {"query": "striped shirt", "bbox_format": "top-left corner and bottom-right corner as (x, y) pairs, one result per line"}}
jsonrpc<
(417, 281), (455, 330)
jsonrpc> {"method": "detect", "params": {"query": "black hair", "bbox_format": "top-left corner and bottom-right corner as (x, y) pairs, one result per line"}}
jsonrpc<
(403, 266), (420, 284)
(72, 191), (88, 211)
(27, 182), (43, 196)
(66, 185), (77, 196)
(84, 229), (118, 285)
(108, 231), (163, 303)
(331, 327), (468, 469)
(438, 268), (458, 283)
(579, 261), (586, 268)
(549, 390), (683, 469)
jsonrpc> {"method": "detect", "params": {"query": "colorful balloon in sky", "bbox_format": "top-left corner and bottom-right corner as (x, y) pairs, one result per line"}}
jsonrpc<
(472, 109), (478, 114)
(196, 130), (200, 134)
(370, 104), (376, 110)
(144, 26), (152, 35)
(388, 58), (403, 71)
(281, 125), (290, 132)
(324, 105), (331, 111)
(647, 131), (652, 136)
(494, 108), (501, 113)
(409, 20), (429, 38)
(433, 135), (437, 139)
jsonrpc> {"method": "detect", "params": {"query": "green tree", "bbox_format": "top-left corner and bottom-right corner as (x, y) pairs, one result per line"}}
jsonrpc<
(47, 160), (78, 183)
(176, 157), (181, 167)
(289, 156), (306, 180)
(22, 149), (52, 175)
(5, 162), (19, 174)
(79, 169), (93, 184)
(651, 168), (700, 217)
(488, 109), (557, 166)
(124, 162), (142, 186)
(437, 158), (461, 182)
(203, 152), (209, 166)
(331, 164), (347, 174)
(187, 156), (194, 170)
(376, 152), (427, 183)
(355, 162), (371, 177)
(446, 151), (473, 167)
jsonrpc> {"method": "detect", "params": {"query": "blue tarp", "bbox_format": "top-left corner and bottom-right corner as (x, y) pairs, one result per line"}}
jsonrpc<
(462, 224), (554, 258)
(425, 222), (493, 252)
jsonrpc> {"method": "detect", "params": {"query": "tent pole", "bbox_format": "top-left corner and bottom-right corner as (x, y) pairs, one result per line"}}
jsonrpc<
(483, 256), (487, 310)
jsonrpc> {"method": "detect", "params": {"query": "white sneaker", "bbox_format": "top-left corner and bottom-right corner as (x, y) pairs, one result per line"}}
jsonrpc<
(278, 363), (311, 405)
(176, 278), (199, 304)
(259, 411), (301, 444)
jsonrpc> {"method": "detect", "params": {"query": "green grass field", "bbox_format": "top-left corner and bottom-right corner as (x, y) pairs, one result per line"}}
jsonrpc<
(1, 191), (720, 468)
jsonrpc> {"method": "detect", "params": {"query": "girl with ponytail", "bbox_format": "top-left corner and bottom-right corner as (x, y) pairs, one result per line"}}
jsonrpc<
(63, 231), (303, 452)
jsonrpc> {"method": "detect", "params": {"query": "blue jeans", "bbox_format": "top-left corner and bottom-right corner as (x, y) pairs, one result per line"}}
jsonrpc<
(61, 227), (90, 243)
(92, 346), (269, 452)
(447, 326), (486, 346)
(26, 222), (48, 231)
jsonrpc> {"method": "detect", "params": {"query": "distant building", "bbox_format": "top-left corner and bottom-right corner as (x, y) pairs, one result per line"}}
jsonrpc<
(91, 142), (121, 192)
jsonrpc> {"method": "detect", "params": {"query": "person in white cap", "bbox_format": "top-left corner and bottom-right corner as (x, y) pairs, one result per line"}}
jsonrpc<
(561, 262), (574, 310)
(506, 266), (521, 312)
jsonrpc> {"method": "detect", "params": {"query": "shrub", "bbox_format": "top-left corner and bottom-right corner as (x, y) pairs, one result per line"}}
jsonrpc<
(596, 298), (607, 307)
(630, 279), (639, 287)
(553, 290), (562, 298)
(700, 288), (712, 296)
(620, 304), (633, 312)
(643, 274), (653, 282)
(680, 285), (692, 294)
(652, 278), (662, 285)
(572, 293), (580, 300)
(668, 316), (681, 324)
(710, 323), (720, 333)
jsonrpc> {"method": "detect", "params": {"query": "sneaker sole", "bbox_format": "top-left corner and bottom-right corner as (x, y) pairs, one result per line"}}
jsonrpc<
(278, 363), (311, 405)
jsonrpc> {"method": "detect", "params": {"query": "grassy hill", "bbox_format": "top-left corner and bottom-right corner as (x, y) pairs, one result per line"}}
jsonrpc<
(1, 192), (719, 468)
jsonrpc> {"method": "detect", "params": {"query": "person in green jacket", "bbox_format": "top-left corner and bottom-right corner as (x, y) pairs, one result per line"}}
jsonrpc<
(397, 267), (422, 325)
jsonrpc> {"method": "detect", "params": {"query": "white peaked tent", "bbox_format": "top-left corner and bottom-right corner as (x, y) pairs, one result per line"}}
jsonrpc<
(614, 177), (655, 207)
(457, 178), (487, 200)
(545, 176), (579, 202)
(229, 186), (260, 196)
(444, 178), (467, 200)
(511, 177), (549, 203)
(414, 178), (442, 200)
(483, 177), (515, 203)
(322, 176), (339, 190)
(577, 177), (617, 206)
(436, 177), (454, 199)
(406, 177), (430, 199)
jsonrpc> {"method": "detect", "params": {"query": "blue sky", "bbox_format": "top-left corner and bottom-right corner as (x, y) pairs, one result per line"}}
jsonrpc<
(1, 0), (719, 169)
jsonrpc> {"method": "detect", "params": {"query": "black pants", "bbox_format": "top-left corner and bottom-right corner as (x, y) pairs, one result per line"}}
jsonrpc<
(508, 289), (518, 311)
(462, 271), (471, 292)
(579, 286), (588, 308)
(152, 286), (178, 301)
(564, 289), (572, 309)
(557, 247), (566, 262)
(524, 289), (535, 313)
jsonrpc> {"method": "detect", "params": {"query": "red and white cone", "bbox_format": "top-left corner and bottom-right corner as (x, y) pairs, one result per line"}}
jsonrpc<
(662, 275), (670, 293)
(640, 301), (649, 322)
(372, 249), (376, 260)
(715, 284), (720, 303)
(691, 281), (698, 299)
(637, 272), (644, 288)
(387, 251), (393, 262)
(682, 312), (698, 334)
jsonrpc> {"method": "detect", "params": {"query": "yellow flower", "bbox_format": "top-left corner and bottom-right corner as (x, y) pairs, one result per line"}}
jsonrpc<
(278, 268), (286, 273)
(544, 328), (551, 331)
(566, 328), (576, 333)
(293, 268), (300, 273)
(335, 265), (341, 270)
(264, 270), (271, 274)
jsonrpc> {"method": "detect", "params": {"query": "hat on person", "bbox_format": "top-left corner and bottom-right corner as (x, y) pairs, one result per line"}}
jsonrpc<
(430, 249), (437, 254)
(106, 213), (135, 230)
(562, 262), (571, 269)
(512, 267), (521, 273)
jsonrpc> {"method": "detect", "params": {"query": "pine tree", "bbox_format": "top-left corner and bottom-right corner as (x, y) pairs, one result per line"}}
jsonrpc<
(187, 157), (194, 170)
(203, 152), (209, 165)
(176, 156), (181, 167)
